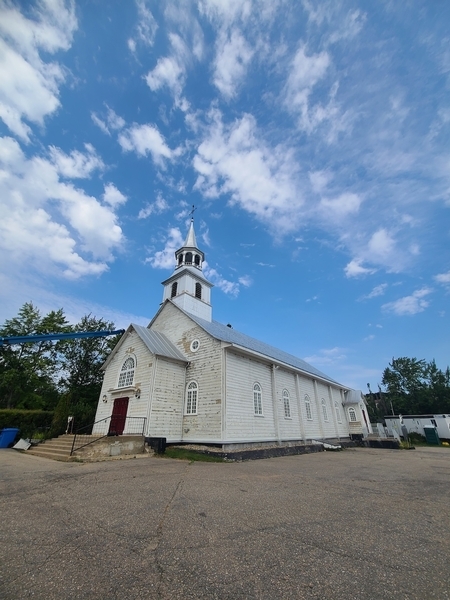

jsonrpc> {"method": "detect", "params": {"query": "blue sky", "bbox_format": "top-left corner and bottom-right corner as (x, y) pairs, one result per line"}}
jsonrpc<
(0, 0), (449, 392)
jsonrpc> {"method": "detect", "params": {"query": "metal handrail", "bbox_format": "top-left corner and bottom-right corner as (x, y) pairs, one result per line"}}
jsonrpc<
(70, 416), (147, 455)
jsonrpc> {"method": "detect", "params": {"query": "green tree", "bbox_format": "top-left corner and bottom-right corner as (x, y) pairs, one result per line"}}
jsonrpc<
(382, 357), (450, 414)
(0, 303), (69, 410)
(53, 315), (119, 433)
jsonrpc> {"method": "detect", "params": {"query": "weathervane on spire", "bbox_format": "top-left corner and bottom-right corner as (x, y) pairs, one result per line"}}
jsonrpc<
(189, 204), (197, 220)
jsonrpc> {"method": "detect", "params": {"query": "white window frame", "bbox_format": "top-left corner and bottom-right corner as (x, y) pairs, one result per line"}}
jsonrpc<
(190, 339), (200, 352)
(118, 356), (135, 388)
(348, 407), (357, 422)
(321, 398), (329, 422)
(253, 383), (263, 416)
(283, 389), (291, 419)
(305, 395), (313, 420)
(185, 381), (198, 415)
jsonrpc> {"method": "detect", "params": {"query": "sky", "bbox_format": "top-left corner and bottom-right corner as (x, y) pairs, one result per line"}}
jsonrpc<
(0, 0), (449, 392)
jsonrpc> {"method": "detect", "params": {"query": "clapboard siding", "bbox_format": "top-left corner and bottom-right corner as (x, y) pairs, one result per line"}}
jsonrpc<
(225, 351), (276, 442)
(275, 368), (302, 440)
(152, 302), (222, 440)
(149, 358), (185, 441)
(93, 330), (152, 435)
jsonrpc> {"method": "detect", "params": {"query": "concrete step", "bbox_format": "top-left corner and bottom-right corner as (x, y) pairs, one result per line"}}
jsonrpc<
(27, 447), (71, 461)
(26, 434), (75, 461)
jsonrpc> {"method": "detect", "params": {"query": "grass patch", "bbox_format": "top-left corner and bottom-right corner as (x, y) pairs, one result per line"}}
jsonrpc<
(163, 447), (225, 462)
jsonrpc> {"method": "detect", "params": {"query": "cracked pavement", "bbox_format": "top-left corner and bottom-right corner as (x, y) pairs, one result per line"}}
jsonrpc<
(0, 447), (449, 599)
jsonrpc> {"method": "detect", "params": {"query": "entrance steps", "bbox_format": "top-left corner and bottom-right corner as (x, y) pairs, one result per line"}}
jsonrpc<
(27, 434), (75, 461)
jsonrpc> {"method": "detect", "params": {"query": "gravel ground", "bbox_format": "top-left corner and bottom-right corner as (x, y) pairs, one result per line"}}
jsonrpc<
(0, 446), (449, 600)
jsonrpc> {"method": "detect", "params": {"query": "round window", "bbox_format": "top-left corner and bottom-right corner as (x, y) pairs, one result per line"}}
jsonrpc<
(190, 339), (200, 352)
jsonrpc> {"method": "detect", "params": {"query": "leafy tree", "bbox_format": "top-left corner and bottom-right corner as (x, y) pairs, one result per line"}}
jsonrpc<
(52, 315), (119, 433)
(382, 357), (450, 415)
(0, 303), (70, 410)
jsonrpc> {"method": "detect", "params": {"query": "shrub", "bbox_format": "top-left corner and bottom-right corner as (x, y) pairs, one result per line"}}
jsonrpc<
(408, 432), (426, 444)
(0, 409), (54, 439)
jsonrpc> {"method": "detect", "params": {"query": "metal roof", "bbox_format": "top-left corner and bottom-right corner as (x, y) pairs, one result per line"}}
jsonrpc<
(161, 265), (213, 286)
(131, 324), (187, 363)
(185, 312), (344, 386)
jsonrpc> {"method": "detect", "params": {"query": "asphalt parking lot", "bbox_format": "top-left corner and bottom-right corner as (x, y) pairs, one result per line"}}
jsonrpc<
(0, 446), (449, 600)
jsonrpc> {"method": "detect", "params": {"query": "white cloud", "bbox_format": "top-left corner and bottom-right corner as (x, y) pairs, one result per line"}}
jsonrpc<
(91, 106), (125, 136)
(203, 263), (240, 296)
(344, 259), (376, 278)
(284, 44), (331, 133)
(49, 144), (104, 178)
(319, 192), (362, 218)
(238, 275), (252, 287)
(382, 287), (432, 316)
(146, 227), (183, 269)
(361, 283), (388, 300)
(309, 170), (332, 193)
(213, 28), (253, 98)
(146, 55), (184, 93)
(435, 270), (450, 286)
(128, 0), (158, 52)
(304, 346), (347, 366)
(138, 193), (169, 219)
(0, 0), (77, 142)
(193, 110), (303, 235)
(118, 123), (181, 167)
(103, 184), (127, 208)
(198, 0), (252, 25)
(0, 136), (123, 280)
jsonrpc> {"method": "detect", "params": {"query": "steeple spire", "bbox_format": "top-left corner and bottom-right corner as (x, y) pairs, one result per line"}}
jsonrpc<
(184, 219), (197, 249)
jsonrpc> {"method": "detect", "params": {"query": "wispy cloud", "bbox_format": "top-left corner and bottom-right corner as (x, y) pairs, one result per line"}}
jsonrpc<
(382, 287), (432, 316)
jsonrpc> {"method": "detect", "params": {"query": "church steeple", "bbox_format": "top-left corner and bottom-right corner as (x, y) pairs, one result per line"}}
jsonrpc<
(174, 219), (204, 271)
(161, 217), (213, 322)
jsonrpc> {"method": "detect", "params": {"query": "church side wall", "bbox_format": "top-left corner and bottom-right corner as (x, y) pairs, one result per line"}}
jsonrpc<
(93, 331), (152, 436)
(275, 368), (302, 440)
(225, 352), (276, 442)
(151, 303), (222, 441)
(225, 352), (349, 443)
(149, 358), (185, 441)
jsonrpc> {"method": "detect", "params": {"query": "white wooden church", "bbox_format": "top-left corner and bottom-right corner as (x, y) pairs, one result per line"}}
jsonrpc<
(93, 220), (372, 448)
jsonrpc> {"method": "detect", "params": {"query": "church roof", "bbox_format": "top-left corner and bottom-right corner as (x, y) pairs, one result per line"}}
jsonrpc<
(161, 265), (212, 286)
(184, 310), (344, 386)
(131, 324), (187, 363)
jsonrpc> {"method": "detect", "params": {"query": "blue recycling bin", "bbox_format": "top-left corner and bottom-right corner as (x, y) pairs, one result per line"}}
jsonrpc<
(0, 428), (20, 448)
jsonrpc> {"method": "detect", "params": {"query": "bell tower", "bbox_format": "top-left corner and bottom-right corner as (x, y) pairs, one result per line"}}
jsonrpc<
(161, 218), (213, 322)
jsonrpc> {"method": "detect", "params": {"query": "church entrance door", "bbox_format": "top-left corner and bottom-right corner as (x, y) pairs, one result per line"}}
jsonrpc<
(108, 397), (129, 436)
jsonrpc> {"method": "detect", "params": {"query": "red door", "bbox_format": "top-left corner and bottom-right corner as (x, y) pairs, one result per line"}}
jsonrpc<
(108, 397), (129, 436)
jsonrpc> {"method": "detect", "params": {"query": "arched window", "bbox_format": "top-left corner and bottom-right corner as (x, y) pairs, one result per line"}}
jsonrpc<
(185, 252), (193, 264)
(283, 389), (291, 418)
(253, 383), (263, 415)
(178, 254), (183, 265)
(194, 254), (200, 266)
(348, 407), (357, 422)
(195, 282), (202, 299)
(321, 398), (329, 422)
(305, 395), (312, 420)
(171, 282), (178, 298)
(335, 401), (342, 423)
(118, 357), (135, 388)
(185, 381), (198, 415)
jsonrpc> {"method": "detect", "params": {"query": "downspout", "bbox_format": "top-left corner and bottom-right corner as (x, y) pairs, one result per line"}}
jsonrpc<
(272, 364), (281, 444)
